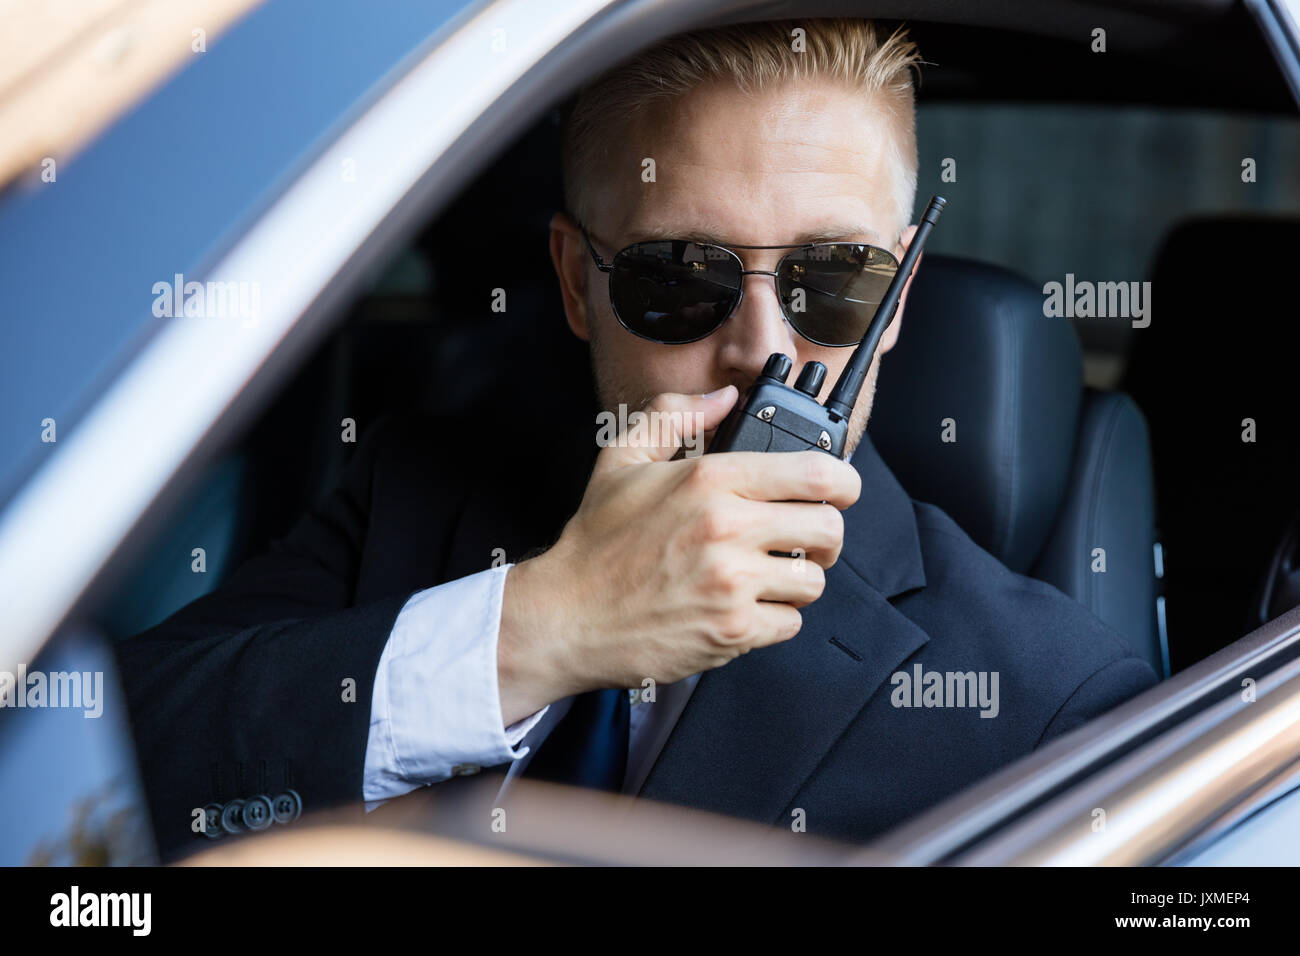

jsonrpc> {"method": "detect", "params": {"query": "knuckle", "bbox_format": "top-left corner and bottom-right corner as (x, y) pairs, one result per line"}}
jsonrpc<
(848, 465), (863, 501)
(696, 502), (737, 542)
(784, 610), (805, 640)
(802, 453), (834, 500)
(687, 455), (727, 489)
(823, 504), (845, 542)
(710, 608), (751, 645)
(805, 564), (827, 598)
(699, 551), (741, 597)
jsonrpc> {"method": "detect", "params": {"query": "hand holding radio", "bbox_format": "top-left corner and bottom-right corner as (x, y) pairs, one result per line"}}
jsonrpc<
(497, 387), (861, 723)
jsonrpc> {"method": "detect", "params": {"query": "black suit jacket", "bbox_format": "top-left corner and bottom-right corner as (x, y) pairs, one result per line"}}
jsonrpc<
(115, 409), (1158, 859)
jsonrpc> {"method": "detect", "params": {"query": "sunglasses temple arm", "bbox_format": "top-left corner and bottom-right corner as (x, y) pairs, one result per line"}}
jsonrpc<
(824, 195), (947, 424)
(581, 230), (613, 272)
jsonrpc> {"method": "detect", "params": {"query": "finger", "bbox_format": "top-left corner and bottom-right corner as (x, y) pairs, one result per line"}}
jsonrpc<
(753, 554), (827, 607)
(593, 386), (738, 473)
(694, 449), (861, 509)
(738, 500), (845, 569)
(746, 601), (805, 648)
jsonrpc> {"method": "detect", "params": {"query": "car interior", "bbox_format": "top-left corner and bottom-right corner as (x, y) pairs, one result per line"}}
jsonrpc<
(97, 11), (1300, 710)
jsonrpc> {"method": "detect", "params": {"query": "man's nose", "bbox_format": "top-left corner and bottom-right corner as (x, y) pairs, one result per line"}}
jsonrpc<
(713, 271), (799, 381)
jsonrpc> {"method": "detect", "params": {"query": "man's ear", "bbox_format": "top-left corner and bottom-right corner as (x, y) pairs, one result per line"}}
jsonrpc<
(549, 211), (591, 342)
(880, 223), (921, 355)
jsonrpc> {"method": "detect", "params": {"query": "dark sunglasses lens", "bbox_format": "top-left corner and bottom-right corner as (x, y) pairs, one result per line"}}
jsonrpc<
(777, 244), (899, 346)
(610, 241), (741, 344)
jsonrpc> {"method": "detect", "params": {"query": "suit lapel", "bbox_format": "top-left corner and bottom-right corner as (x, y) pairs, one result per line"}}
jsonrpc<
(637, 434), (930, 824)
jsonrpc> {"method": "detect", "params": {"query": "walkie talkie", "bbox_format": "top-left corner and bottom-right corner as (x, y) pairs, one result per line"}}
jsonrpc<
(707, 195), (947, 461)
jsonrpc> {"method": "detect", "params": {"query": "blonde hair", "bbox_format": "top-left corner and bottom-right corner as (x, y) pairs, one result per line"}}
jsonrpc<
(562, 19), (923, 237)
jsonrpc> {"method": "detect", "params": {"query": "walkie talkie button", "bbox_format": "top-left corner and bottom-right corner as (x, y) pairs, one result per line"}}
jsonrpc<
(794, 361), (827, 398)
(818, 431), (832, 450)
(762, 353), (793, 382)
(758, 406), (776, 422)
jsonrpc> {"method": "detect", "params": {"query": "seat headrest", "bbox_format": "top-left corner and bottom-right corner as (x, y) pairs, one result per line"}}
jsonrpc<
(869, 255), (1083, 573)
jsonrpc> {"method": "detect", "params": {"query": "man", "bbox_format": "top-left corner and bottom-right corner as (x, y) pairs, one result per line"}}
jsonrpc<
(116, 19), (1157, 860)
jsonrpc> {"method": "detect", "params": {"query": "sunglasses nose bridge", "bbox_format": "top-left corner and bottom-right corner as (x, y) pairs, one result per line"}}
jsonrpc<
(736, 268), (782, 302)
(728, 268), (799, 343)
(736, 266), (798, 325)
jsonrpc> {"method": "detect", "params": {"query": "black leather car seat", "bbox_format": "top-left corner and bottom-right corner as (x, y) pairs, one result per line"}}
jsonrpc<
(870, 255), (1167, 676)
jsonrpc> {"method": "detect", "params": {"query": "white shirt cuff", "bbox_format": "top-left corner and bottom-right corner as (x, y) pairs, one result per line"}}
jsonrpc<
(363, 564), (549, 809)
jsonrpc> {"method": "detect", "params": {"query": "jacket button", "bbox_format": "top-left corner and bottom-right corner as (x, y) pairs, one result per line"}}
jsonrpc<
(241, 795), (274, 830)
(220, 799), (246, 834)
(451, 764), (481, 776)
(202, 803), (223, 839)
(271, 789), (302, 825)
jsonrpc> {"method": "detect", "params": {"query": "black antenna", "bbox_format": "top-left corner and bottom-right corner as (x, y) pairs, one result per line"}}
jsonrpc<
(824, 195), (947, 421)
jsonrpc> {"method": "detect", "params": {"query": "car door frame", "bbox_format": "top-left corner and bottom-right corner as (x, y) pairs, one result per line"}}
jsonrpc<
(2, 0), (1299, 865)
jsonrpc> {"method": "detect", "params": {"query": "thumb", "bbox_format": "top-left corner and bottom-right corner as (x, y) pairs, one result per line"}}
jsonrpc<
(594, 386), (738, 470)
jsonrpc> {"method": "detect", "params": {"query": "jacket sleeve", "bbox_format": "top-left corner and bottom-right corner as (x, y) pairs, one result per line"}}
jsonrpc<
(112, 415), (413, 861)
(1035, 655), (1159, 748)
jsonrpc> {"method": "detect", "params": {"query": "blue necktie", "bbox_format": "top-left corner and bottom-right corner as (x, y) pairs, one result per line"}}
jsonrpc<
(524, 688), (630, 793)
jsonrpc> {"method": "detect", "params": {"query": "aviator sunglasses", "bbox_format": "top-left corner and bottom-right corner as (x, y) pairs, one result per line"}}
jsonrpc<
(580, 227), (902, 347)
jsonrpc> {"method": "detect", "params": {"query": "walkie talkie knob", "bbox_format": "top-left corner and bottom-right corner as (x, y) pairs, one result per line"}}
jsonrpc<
(762, 353), (793, 383)
(794, 361), (827, 398)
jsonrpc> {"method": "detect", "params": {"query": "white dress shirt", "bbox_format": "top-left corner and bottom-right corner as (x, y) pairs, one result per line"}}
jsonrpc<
(363, 563), (700, 810)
